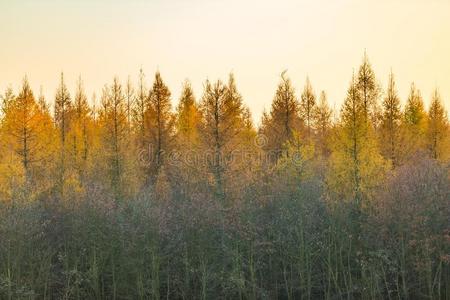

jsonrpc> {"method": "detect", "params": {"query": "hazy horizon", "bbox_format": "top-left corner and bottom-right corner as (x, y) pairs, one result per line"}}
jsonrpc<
(1, 0), (450, 122)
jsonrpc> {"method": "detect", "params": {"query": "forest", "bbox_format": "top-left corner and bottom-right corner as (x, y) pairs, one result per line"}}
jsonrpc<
(0, 54), (449, 299)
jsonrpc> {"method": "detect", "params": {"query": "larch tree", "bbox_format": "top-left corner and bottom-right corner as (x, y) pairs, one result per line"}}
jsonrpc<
(199, 79), (227, 201)
(91, 92), (98, 122)
(300, 77), (316, 139)
(404, 83), (426, 127)
(173, 80), (201, 196)
(426, 89), (449, 161)
(403, 83), (427, 157)
(54, 72), (73, 197)
(222, 74), (255, 201)
(328, 75), (386, 206)
(314, 91), (332, 157)
(356, 53), (379, 125)
(68, 76), (91, 181)
(54, 73), (73, 149)
(198, 74), (248, 203)
(98, 78), (130, 201)
(34, 86), (57, 195)
(380, 71), (402, 167)
(130, 69), (150, 189)
(37, 86), (46, 111)
(125, 76), (134, 128)
(0, 78), (55, 199)
(176, 80), (200, 146)
(222, 73), (246, 148)
(1, 86), (15, 116)
(259, 71), (301, 162)
(133, 68), (148, 150)
(145, 71), (174, 186)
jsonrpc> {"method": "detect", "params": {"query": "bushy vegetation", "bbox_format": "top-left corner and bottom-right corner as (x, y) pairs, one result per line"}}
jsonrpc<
(0, 156), (448, 299)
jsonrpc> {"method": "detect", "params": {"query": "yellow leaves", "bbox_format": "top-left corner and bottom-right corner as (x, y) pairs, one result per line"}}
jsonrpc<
(61, 170), (85, 202)
(1, 79), (56, 194)
(402, 83), (428, 156)
(0, 153), (25, 202)
(327, 129), (389, 206)
(275, 132), (316, 184)
(327, 77), (389, 206)
(66, 120), (88, 168)
(426, 90), (450, 161)
(176, 82), (201, 148)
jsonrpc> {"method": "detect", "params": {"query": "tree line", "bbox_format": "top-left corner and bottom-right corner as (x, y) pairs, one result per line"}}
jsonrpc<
(0, 54), (449, 299)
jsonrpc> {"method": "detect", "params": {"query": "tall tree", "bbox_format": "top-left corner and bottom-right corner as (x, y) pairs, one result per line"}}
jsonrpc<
(300, 77), (316, 139)
(0, 78), (55, 196)
(54, 73), (73, 196)
(145, 71), (174, 184)
(403, 83), (427, 157)
(198, 74), (248, 203)
(68, 76), (91, 179)
(173, 80), (201, 195)
(133, 69), (148, 149)
(314, 91), (332, 156)
(356, 52), (379, 124)
(404, 83), (426, 127)
(125, 76), (134, 128)
(98, 78), (130, 201)
(199, 79), (227, 200)
(37, 86), (50, 114)
(1, 86), (15, 116)
(259, 71), (301, 161)
(222, 74), (255, 200)
(328, 75), (386, 205)
(380, 71), (402, 167)
(426, 89), (449, 160)
(176, 80), (200, 146)
(54, 73), (72, 148)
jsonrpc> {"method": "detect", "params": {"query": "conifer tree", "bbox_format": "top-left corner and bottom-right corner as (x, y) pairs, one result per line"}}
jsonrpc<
(0, 78), (55, 197)
(55, 73), (72, 148)
(328, 75), (386, 205)
(73, 77), (90, 122)
(133, 69), (148, 149)
(222, 74), (256, 199)
(176, 80), (200, 146)
(1, 86), (15, 116)
(221, 73), (246, 149)
(356, 53), (379, 124)
(404, 83), (426, 127)
(314, 91), (332, 156)
(7, 78), (39, 177)
(300, 77), (316, 139)
(173, 80), (201, 195)
(403, 83), (427, 156)
(199, 79), (227, 200)
(380, 71), (402, 166)
(198, 74), (248, 203)
(37, 86), (50, 114)
(91, 92), (98, 122)
(68, 76), (91, 181)
(426, 89), (449, 160)
(260, 71), (301, 161)
(339, 75), (365, 202)
(125, 76), (134, 128)
(145, 71), (174, 184)
(98, 78), (130, 201)
(54, 73), (73, 196)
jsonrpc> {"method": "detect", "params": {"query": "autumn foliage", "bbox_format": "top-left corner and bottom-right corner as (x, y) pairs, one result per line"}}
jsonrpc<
(0, 55), (449, 299)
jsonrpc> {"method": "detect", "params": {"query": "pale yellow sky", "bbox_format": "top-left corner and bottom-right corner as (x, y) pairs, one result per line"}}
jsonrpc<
(1, 0), (449, 122)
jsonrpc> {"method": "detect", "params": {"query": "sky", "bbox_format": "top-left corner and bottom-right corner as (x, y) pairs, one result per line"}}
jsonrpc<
(1, 0), (450, 123)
